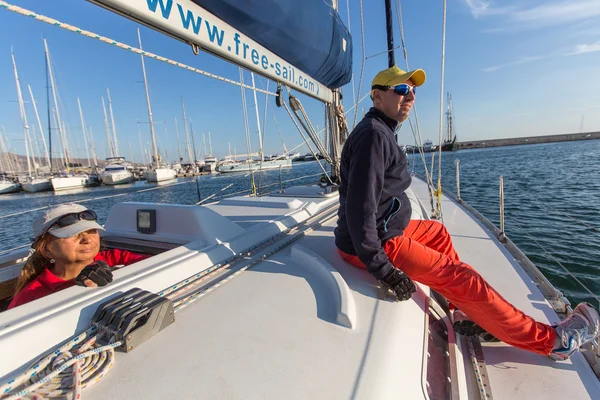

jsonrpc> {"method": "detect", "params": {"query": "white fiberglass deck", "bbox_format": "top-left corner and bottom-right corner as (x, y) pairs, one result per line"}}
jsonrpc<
(409, 178), (600, 399)
(0, 180), (598, 399)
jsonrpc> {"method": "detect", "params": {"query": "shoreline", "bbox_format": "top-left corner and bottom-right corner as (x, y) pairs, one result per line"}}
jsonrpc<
(456, 131), (600, 150)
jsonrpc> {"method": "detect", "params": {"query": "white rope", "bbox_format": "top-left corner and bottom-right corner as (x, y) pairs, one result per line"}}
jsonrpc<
(0, 1), (276, 97)
(0, 327), (121, 400)
(352, 0), (367, 130)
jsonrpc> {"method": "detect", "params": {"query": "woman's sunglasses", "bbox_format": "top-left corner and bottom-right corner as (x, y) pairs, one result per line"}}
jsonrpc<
(51, 210), (98, 229)
(372, 83), (416, 96)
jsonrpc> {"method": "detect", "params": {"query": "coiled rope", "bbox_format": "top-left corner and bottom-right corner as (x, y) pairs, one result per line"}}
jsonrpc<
(0, 1), (276, 97)
(0, 327), (121, 400)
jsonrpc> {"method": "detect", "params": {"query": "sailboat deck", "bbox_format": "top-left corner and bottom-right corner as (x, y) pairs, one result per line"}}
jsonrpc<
(408, 177), (600, 399)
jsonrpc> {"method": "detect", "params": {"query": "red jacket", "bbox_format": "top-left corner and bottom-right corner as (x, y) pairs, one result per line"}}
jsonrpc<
(8, 249), (149, 309)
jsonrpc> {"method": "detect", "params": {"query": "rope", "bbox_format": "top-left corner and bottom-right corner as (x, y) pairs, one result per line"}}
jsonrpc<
(0, 1), (276, 97)
(281, 99), (332, 184)
(0, 327), (121, 400)
(352, 0), (367, 130)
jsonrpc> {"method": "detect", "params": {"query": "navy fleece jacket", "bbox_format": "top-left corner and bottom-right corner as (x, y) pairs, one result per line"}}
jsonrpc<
(334, 107), (412, 280)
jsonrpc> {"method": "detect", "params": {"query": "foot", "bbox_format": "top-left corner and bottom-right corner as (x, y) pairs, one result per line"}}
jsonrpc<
(550, 303), (600, 361)
(453, 309), (500, 342)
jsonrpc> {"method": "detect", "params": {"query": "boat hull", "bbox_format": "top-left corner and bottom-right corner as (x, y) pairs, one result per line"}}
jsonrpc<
(0, 182), (20, 194)
(145, 168), (177, 182)
(21, 178), (52, 193)
(51, 176), (99, 191)
(102, 171), (134, 185)
(216, 158), (292, 173)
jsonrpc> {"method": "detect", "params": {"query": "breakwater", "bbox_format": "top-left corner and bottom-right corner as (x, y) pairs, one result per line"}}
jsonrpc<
(457, 131), (600, 150)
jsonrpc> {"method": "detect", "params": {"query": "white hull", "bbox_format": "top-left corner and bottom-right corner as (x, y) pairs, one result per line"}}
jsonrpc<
(51, 176), (99, 191)
(0, 182), (20, 194)
(145, 168), (177, 182)
(102, 171), (134, 185)
(216, 158), (292, 173)
(21, 178), (52, 193)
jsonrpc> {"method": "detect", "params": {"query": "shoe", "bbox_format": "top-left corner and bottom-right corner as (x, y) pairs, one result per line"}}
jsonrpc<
(453, 309), (500, 342)
(550, 302), (600, 361)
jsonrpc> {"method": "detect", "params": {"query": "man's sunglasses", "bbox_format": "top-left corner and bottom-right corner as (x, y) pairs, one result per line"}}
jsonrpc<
(51, 210), (98, 229)
(372, 84), (416, 96)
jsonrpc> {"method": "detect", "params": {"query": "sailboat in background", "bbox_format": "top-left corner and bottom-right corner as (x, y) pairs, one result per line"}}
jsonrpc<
(44, 39), (99, 191)
(100, 89), (135, 185)
(12, 51), (50, 193)
(441, 92), (457, 152)
(136, 29), (176, 183)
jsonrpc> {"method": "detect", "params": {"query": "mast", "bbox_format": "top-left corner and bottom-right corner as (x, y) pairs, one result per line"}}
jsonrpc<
(77, 98), (92, 167)
(88, 126), (99, 166)
(44, 39), (70, 169)
(137, 120), (145, 164)
(137, 28), (159, 169)
(174, 117), (182, 161)
(44, 45), (53, 173)
(189, 120), (198, 162)
(11, 52), (32, 177)
(208, 132), (213, 155)
(27, 85), (50, 168)
(446, 93), (453, 143)
(107, 88), (120, 156)
(250, 73), (264, 162)
(101, 97), (114, 158)
(181, 98), (193, 163)
(202, 134), (207, 159)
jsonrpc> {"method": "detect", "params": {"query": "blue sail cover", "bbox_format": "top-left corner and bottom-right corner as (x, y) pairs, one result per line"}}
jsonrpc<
(192, 0), (352, 89)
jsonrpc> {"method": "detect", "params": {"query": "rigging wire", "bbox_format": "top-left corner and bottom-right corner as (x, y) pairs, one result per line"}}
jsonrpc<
(393, 0), (436, 216)
(0, 1), (276, 97)
(352, 0), (367, 130)
(504, 213), (600, 308)
(435, 0), (448, 221)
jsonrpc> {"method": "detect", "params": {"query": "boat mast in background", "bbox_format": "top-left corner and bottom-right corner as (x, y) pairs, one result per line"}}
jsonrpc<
(11, 52), (33, 177)
(27, 85), (50, 168)
(137, 28), (159, 169)
(107, 88), (120, 157)
(77, 98), (92, 167)
(44, 39), (70, 169)
(181, 98), (193, 164)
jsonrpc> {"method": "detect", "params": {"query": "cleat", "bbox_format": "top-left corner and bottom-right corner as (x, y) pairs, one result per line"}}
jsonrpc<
(550, 303), (600, 361)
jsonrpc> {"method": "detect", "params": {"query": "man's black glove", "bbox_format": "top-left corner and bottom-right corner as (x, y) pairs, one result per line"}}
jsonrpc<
(75, 260), (113, 287)
(379, 268), (416, 301)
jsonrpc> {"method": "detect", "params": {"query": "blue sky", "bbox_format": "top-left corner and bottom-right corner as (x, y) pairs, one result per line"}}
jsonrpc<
(0, 0), (599, 163)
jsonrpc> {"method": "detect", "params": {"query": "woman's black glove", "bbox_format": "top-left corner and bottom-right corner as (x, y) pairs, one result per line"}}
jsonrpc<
(379, 268), (416, 301)
(75, 260), (113, 287)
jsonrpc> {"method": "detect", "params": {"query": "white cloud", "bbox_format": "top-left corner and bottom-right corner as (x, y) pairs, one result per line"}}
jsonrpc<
(484, 40), (600, 71)
(568, 41), (600, 55)
(463, 0), (600, 30)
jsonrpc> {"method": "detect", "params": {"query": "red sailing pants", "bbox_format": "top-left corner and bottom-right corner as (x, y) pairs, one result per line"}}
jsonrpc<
(338, 219), (557, 355)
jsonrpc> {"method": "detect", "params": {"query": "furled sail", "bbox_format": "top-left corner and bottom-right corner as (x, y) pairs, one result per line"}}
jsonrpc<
(90, 0), (352, 103)
(191, 0), (353, 89)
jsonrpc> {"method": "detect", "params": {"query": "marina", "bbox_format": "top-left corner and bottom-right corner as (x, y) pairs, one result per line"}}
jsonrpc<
(0, 0), (599, 399)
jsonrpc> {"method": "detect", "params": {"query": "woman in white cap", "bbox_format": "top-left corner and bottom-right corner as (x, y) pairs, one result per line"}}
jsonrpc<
(8, 203), (148, 309)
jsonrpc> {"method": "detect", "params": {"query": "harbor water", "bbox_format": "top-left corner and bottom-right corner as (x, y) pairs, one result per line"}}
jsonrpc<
(1, 140), (598, 307)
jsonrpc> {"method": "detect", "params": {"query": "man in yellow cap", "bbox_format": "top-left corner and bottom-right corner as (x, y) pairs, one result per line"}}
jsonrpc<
(334, 65), (600, 360)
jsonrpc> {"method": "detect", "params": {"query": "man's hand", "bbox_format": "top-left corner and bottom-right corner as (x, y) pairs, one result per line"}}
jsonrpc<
(379, 268), (416, 301)
(75, 260), (113, 287)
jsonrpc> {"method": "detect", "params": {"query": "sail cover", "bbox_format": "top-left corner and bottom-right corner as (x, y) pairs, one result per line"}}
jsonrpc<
(191, 0), (353, 89)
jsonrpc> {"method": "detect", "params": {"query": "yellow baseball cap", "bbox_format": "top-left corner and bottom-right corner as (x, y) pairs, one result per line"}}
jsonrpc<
(371, 65), (426, 88)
